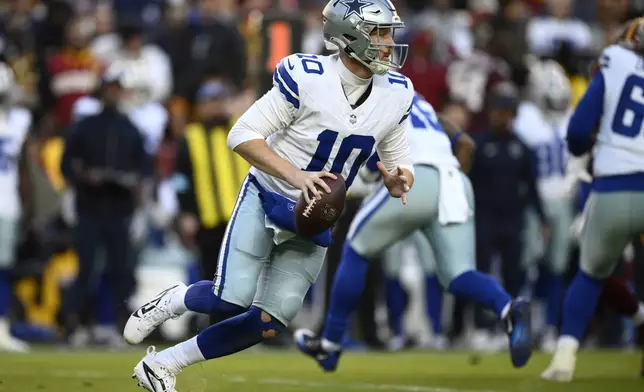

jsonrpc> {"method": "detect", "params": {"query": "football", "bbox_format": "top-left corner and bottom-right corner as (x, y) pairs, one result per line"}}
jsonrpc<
(294, 175), (346, 238)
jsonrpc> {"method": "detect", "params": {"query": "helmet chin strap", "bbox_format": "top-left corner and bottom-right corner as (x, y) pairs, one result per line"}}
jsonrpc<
(347, 47), (390, 76)
(329, 37), (393, 76)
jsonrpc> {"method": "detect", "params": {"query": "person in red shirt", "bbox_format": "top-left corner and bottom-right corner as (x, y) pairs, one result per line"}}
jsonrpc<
(46, 17), (101, 132)
(400, 30), (449, 111)
(446, 29), (512, 133)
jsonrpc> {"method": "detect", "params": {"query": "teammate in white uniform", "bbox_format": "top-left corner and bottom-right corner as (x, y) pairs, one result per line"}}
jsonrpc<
(0, 63), (31, 353)
(294, 92), (534, 371)
(125, 1), (415, 390)
(514, 59), (574, 352)
(542, 18), (644, 382)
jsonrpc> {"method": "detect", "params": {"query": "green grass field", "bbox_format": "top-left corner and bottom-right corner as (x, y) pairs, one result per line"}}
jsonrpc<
(0, 349), (640, 392)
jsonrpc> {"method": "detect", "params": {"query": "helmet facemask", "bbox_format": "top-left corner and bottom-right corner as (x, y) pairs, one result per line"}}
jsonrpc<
(359, 22), (407, 75)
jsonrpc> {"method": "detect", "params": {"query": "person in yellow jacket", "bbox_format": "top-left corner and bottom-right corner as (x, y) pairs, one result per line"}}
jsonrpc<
(173, 80), (250, 284)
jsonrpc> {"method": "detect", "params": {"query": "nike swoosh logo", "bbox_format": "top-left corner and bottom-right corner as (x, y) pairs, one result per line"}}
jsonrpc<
(133, 285), (178, 318)
(287, 59), (294, 70)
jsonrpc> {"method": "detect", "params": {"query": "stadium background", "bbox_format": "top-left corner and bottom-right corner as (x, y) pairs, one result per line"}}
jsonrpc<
(0, 0), (643, 355)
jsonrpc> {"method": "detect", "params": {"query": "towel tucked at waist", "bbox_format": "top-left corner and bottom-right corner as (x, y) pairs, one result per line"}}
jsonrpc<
(437, 166), (472, 225)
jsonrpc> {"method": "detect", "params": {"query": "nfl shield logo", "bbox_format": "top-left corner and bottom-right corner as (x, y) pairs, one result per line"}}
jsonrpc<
(349, 114), (357, 124)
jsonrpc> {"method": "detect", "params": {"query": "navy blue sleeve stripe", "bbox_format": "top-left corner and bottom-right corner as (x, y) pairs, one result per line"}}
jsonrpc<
(365, 152), (380, 173)
(273, 70), (300, 109)
(398, 102), (413, 124)
(277, 62), (299, 96)
(567, 71), (605, 156)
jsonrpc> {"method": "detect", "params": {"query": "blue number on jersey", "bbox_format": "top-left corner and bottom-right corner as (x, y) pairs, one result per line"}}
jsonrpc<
(305, 130), (375, 188)
(534, 138), (566, 178)
(409, 97), (443, 132)
(387, 72), (409, 88)
(0, 138), (14, 173)
(613, 74), (644, 137)
(296, 54), (324, 75)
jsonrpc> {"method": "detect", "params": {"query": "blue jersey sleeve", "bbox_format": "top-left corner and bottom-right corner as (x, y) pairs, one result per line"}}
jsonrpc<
(566, 71), (605, 156)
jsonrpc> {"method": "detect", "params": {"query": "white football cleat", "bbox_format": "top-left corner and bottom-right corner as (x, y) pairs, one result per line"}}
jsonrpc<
(0, 319), (29, 353)
(124, 283), (187, 345)
(132, 346), (178, 392)
(541, 336), (579, 382)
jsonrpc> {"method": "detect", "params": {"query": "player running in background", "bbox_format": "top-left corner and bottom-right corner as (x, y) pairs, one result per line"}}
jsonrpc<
(542, 17), (644, 382)
(0, 63), (31, 353)
(294, 91), (533, 372)
(125, 0), (416, 390)
(514, 59), (575, 352)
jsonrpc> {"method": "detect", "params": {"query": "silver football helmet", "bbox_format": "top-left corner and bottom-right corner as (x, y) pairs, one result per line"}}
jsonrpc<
(527, 58), (571, 117)
(322, 0), (408, 75)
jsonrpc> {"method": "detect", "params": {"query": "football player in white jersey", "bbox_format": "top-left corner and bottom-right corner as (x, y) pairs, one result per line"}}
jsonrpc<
(125, 1), (416, 390)
(0, 63), (31, 352)
(294, 92), (533, 371)
(514, 59), (574, 352)
(542, 18), (644, 382)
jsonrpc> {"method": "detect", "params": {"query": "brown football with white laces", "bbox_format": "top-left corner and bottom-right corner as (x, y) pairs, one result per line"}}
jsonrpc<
(294, 175), (346, 238)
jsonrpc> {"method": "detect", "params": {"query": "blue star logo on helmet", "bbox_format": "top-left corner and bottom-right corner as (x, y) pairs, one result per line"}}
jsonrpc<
(338, 0), (373, 20)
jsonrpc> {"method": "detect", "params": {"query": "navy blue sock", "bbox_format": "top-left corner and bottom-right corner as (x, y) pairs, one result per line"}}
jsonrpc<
(385, 278), (407, 337)
(534, 262), (549, 301)
(560, 271), (604, 340)
(185, 280), (245, 317)
(0, 269), (11, 317)
(96, 273), (115, 326)
(546, 272), (565, 328)
(425, 276), (444, 335)
(322, 243), (369, 344)
(448, 270), (512, 318)
(196, 306), (284, 359)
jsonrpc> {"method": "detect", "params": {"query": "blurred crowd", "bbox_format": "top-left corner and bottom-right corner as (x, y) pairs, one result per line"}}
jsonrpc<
(0, 0), (643, 354)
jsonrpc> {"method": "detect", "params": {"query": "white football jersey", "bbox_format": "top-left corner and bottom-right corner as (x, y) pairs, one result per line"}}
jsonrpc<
(229, 53), (415, 201)
(0, 108), (31, 219)
(407, 94), (459, 168)
(594, 45), (644, 177)
(514, 102), (570, 199)
(72, 96), (168, 155)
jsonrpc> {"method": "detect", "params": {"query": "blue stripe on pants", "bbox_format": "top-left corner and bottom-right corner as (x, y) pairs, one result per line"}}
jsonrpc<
(214, 177), (251, 296)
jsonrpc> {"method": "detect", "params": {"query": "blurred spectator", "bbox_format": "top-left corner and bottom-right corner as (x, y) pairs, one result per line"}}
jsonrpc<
(466, 82), (546, 349)
(111, 0), (167, 30)
(494, 0), (531, 76)
(409, 0), (473, 62)
(301, 2), (325, 55)
(527, 0), (592, 57)
(400, 30), (449, 111)
(172, 80), (249, 291)
(91, 19), (172, 103)
(42, 16), (101, 138)
(447, 28), (512, 133)
(62, 60), (169, 347)
(0, 0), (43, 109)
(59, 68), (148, 344)
(168, 0), (246, 96)
(165, 0), (247, 139)
(589, 0), (630, 53)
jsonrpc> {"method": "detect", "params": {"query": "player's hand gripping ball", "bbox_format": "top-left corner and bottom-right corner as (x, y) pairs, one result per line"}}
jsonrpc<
(295, 174), (346, 237)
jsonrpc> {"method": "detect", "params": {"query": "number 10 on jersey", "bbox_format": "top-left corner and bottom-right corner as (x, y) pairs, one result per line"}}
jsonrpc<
(305, 129), (375, 188)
